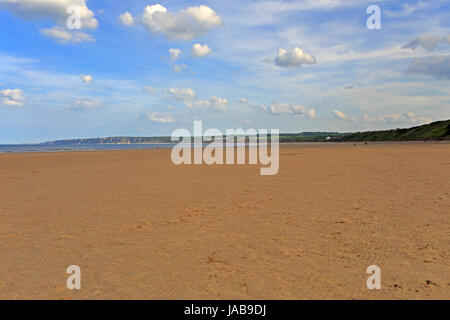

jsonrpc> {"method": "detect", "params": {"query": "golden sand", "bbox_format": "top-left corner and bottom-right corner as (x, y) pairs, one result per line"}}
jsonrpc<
(0, 143), (449, 299)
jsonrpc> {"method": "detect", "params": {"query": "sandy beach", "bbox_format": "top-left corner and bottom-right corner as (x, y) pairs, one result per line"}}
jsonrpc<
(0, 143), (449, 299)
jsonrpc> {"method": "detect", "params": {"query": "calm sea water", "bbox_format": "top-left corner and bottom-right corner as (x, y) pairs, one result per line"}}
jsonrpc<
(0, 144), (176, 153)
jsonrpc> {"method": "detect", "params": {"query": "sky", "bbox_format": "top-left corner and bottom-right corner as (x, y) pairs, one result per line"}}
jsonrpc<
(0, 0), (449, 144)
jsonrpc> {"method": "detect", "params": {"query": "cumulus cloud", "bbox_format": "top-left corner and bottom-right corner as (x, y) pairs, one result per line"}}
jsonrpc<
(147, 112), (174, 123)
(166, 87), (195, 106)
(406, 55), (450, 80)
(267, 103), (315, 118)
(0, 0), (98, 30)
(167, 87), (195, 100)
(362, 114), (376, 122)
(270, 103), (304, 114)
(118, 11), (134, 26)
(173, 64), (187, 73)
(332, 109), (347, 120)
(444, 34), (450, 45)
(362, 112), (432, 124)
(191, 43), (211, 57)
(40, 26), (94, 44)
(80, 74), (93, 83)
(169, 48), (181, 62)
(381, 114), (402, 122)
(67, 99), (101, 110)
(144, 86), (156, 94)
(308, 109), (316, 119)
(0, 88), (25, 107)
(409, 116), (433, 124)
(274, 47), (316, 68)
(140, 4), (223, 41)
(238, 98), (248, 103)
(195, 96), (228, 110)
(402, 34), (441, 52)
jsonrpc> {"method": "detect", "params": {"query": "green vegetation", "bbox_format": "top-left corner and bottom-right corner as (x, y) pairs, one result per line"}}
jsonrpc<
(278, 132), (344, 142)
(338, 119), (450, 142)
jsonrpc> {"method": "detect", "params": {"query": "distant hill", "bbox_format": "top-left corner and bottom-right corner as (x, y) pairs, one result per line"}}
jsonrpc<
(40, 120), (450, 144)
(42, 136), (172, 145)
(41, 132), (342, 144)
(338, 119), (450, 142)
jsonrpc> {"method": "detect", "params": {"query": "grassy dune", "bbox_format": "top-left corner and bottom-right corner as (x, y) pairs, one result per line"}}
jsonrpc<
(340, 119), (450, 142)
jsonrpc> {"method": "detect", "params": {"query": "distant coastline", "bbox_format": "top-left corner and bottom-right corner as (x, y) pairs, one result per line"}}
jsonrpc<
(40, 119), (450, 145)
(2, 119), (449, 153)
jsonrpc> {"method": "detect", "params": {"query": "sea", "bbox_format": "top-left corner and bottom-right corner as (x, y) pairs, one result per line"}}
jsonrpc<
(0, 144), (176, 153)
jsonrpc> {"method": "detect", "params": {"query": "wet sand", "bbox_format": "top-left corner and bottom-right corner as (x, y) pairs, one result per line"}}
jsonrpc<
(0, 143), (449, 299)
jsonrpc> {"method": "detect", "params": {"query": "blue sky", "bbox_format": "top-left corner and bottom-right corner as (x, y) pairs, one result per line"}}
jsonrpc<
(0, 0), (449, 143)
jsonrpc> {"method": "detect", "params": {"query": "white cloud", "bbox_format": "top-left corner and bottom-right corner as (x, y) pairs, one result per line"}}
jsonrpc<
(409, 116), (433, 124)
(249, 0), (382, 16)
(191, 43), (211, 57)
(0, 88), (25, 107)
(238, 98), (248, 103)
(167, 87), (195, 106)
(147, 112), (174, 123)
(118, 12), (134, 26)
(173, 64), (187, 73)
(402, 34), (441, 52)
(167, 87), (195, 100)
(332, 109), (347, 120)
(406, 55), (450, 80)
(381, 114), (402, 122)
(40, 26), (94, 44)
(317, 45), (421, 64)
(141, 4), (223, 41)
(362, 112), (432, 124)
(67, 99), (101, 110)
(268, 103), (315, 118)
(444, 34), (450, 45)
(169, 48), (181, 62)
(385, 2), (431, 18)
(144, 86), (156, 94)
(270, 103), (304, 114)
(274, 47), (316, 68)
(80, 74), (93, 83)
(362, 114), (376, 122)
(0, 0), (98, 30)
(195, 96), (228, 110)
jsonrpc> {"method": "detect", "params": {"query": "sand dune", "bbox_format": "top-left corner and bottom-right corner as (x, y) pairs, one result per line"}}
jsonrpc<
(0, 143), (449, 299)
